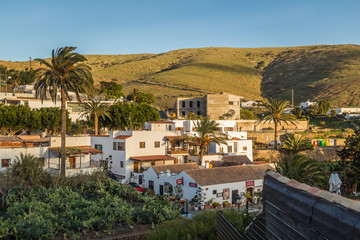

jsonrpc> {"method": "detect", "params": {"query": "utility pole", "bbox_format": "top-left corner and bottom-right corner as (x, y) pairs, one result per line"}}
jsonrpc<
(29, 57), (32, 69)
(291, 89), (294, 107)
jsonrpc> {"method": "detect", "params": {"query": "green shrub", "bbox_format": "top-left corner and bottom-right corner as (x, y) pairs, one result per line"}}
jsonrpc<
(212, 202), (220, 207)
(223, 209), (256, 233)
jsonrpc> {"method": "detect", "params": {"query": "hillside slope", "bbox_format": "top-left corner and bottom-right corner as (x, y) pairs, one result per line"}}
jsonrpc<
(1, 45), (360, 108)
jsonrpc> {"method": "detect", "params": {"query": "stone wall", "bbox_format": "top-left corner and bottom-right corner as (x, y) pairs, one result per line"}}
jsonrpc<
(253, 147), (342, 162)
(236, 120), (308, 132)
(262, 171), (360, 240)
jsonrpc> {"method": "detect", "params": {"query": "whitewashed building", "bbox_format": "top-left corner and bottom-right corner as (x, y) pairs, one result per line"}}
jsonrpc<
(143, 164), (272, 205)
(209, 138), (253, 161)
(0, 135), (101, 176)
(300, 101), (317, 109)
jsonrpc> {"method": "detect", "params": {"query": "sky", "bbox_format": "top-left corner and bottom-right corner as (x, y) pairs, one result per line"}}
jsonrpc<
(1, 0), (360, 61)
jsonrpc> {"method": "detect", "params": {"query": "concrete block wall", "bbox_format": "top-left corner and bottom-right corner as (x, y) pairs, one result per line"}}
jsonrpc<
(263, 171), (360, 240)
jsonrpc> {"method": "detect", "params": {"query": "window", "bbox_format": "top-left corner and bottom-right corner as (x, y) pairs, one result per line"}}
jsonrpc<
(243, 146), (247, 151)
(182, 101), (185, 108)
(224, 127), (234, 131)
(149, 180), (154, 190)
(190, 101), (193, 108)
(120, 161), (124, 168)
(197, 101), (201, 108)
(154, 141), (160, 148)
(182, 111), (186, 116)
(229, 101), (234, 105)
(1, 159), (10, 168)
(219, 147), (224, 153)
(213, 190), (217, 194)
(227, 146), (232, 153)
(95, 144), (102, 150)
(117, 142), (125, 151)
(113, 142), (116, 150)
(140, 142), (145, 148)
(234, 142), (238, 152)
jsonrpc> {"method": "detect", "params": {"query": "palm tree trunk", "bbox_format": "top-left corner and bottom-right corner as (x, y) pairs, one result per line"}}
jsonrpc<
(94, 115), (99, 135)
(274, 122), (278, 150)
(60, 88), (67, 177)
(199, 145), (205, 166)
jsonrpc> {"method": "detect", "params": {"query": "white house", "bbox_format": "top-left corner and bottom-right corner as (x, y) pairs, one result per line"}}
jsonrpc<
(209, 138), (253, 161)
(143, 164), (272, 206)
(329, 107), (360, 115)
(0, 135), (101, 176)
(91, 127), (183, 182)
(300, 101), (317, 109)
(241, 101), (257, 108)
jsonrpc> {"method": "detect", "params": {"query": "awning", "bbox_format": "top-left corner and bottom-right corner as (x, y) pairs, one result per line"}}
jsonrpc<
(130, 155), (176, 162)
(49, 146), (103, 155)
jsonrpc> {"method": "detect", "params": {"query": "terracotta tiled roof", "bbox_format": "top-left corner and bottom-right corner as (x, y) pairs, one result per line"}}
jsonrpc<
(147, 121), (174, 124)
(48, 146), (102, 155)
(221, 155), (254, 165)
(129, 155), (176, 161)
(114, 135), (131, 139)
(253, 161), (269, 165)
(184, 165), (274, 186)
(164, 136), (184, 141)
(151, 163), (200, 175)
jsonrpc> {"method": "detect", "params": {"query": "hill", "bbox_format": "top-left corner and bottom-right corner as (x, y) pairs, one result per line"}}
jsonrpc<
(1, 44), (360, 108)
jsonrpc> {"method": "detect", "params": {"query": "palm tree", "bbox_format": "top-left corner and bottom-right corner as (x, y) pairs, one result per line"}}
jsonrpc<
(275, 154), (327, 188)
(80, 100), (111, 135)
(35, 47), (93, 176)
(194, 117), (227, 166)
(282, 134), (314, 154)
(260, 98), (295, 149)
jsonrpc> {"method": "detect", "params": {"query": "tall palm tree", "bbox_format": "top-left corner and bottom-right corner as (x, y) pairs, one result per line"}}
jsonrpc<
(80, 100), (111, 135)
(282, 134), (314, 155)
(260, 98), (295, 149)
(35, 47), (93, 176)
(194, 117), (227, 166)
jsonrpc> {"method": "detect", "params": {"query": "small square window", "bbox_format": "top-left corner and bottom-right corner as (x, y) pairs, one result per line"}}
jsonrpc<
(213, 190), (217, 194)
(95, 144), (102, 150)
(1, 159), (10, 168)
(243, 146), (247, 151)
(140, 142), (145, 148)
(154, 141), (160, 148)
(118, 142), (125, 151)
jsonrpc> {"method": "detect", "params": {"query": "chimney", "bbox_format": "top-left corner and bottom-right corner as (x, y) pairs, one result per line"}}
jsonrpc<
(165, 170), (171, 176)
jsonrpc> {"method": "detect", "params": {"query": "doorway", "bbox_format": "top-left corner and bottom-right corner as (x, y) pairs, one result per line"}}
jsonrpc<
(139, 175), (143, 185)
(69, 157), (76, 169)
(232, 190), (238, 204)
(246, 188), (254, 203)
(160, 185), (164, 196)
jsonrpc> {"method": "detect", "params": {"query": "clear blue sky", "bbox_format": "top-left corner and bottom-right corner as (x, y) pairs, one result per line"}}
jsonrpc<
(1, 0), (359, 60)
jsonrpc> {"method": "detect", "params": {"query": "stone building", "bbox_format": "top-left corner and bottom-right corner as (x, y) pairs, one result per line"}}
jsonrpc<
(174, 92), (243, 120)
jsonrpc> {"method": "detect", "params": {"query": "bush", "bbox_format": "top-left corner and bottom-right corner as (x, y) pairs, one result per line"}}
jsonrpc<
(223, 209), (255, 234)
(222, 201), (230, 207)
(212, 202), (220, 207)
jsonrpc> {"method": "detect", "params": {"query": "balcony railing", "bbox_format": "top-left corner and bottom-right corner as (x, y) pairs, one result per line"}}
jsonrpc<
(167, 147), (189, 154)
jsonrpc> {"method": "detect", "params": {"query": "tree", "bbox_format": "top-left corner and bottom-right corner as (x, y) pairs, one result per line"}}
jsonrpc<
(80, 100), (111, 135)
(260, 98), (295, 149)
(127, 88), (155, 104)
(337, 130), (360, 197)
(318, 99), (331, 114)
(35, 47), (93, 176)
(240, 109), (257, 120)
(103, 102), (160, 130)
(282, 134), (314, 154)
(275, 154), (327, 188)
(194, 117), (227, 166)
(99, 80), (123, 100)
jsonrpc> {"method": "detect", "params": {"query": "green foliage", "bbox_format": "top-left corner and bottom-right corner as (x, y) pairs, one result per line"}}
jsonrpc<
(0, 105), (69, 134)
(337, 131), (360, 197)
(99, 80), (123, 100)
(69, 120), (88, 135)
(0, 175), (180, 239)
(318, 99), (331, 114)
(127, 88), (155, 104)
(147, 209), (255, 240)
(103, 102), (160, 130)
(275, 154), (328, 188)
(282, 134), (314, 154)
(240, 109), (258, 120)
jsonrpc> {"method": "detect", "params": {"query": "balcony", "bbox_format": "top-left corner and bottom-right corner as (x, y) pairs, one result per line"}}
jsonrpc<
(167, 147), (189, 155)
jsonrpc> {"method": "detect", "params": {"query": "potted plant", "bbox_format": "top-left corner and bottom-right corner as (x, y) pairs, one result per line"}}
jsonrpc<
(204, 198), (213, 209)
(212, 202), (221, 209)
(222, 201), (231, 208)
